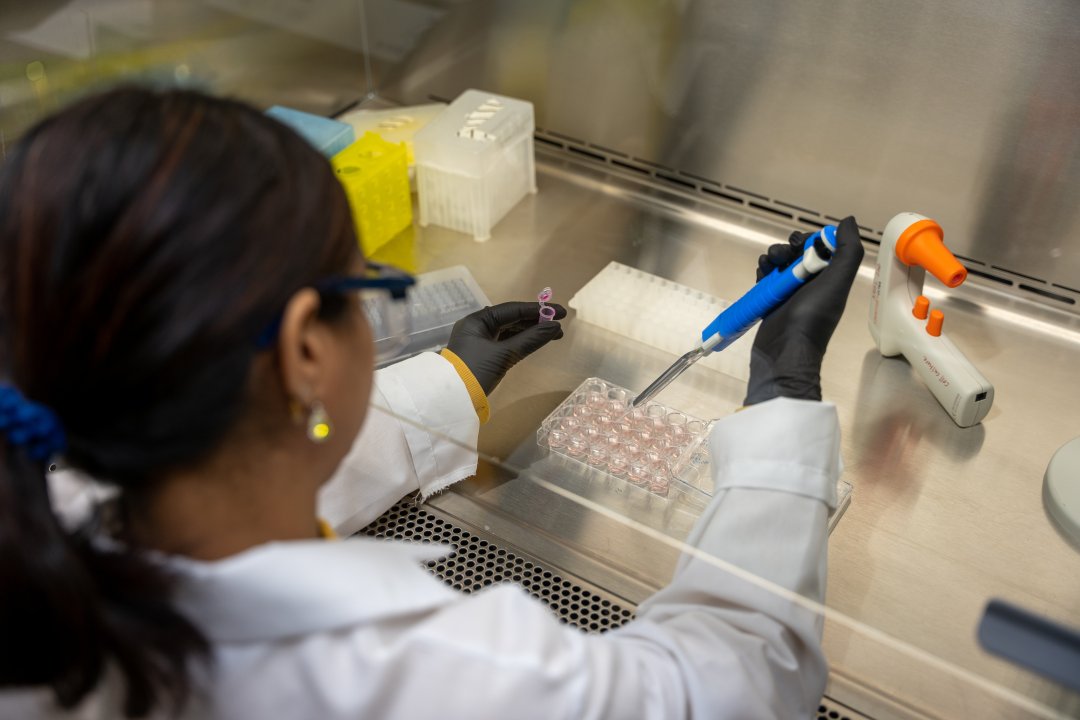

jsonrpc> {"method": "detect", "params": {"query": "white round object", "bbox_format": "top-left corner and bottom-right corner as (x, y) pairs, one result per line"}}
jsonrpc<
(1044, 437), (1080, 547)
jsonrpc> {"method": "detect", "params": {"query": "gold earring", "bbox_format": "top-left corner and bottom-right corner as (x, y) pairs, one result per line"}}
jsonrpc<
(307, 400), (332, 443)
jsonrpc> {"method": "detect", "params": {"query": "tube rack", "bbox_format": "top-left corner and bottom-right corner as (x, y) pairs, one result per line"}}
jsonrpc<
(568, 262), (756, 382)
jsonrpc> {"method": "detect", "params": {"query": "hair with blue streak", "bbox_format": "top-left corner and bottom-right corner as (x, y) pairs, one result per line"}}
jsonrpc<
(0, 386), (66, 461)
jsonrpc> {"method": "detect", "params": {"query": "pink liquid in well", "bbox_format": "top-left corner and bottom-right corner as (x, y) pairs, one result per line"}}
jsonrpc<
(648, 474), (670, 496)
(607, 452), (629, 476)
(585, 391), (606, 408)
(627, 461), (650, 486)
(567, 437), (588, 457)
(587, 445), (607, 467)
(540, 378), (710, 500)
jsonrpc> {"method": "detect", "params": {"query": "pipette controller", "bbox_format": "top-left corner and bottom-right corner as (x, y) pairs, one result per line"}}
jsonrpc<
(868, 212), (993, 427)
(631, 225), (837, 408)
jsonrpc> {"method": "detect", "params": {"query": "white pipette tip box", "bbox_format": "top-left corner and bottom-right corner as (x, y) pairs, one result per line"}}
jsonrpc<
(414, 89), (536, 242)
(568, 262), (755, 383)
(337, 103), (447, 168)
(538, 377), (852, 531)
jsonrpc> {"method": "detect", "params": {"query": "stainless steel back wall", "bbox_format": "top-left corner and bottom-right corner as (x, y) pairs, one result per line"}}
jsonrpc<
(375, 0), (1080, 306)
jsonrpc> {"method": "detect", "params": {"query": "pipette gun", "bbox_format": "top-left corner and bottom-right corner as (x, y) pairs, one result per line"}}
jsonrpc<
(631, 225), (838, 407)
(868, 213), (993, 427)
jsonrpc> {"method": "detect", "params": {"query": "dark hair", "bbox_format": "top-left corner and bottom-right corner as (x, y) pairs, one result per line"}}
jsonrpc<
(0, 88), (356, 715)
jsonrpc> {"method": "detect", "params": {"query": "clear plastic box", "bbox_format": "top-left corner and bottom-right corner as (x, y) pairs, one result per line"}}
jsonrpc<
(414, 89), (537, 241)
(569, 262), (756, 382)
(371, 265), (491, 366)
(537, 377), (852, 530)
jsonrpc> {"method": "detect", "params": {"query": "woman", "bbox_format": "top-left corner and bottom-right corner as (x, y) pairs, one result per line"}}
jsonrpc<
(0, 88), (862, 719)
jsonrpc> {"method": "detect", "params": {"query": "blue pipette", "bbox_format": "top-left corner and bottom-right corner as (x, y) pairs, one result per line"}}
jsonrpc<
(630, 225), (838, 408)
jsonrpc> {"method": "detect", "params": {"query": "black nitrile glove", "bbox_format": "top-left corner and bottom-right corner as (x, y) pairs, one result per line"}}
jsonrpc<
(744, 216), (864, 405)
(446, 301), (567, 395)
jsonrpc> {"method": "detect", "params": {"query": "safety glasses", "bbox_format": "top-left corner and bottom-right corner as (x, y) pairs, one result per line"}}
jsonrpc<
(257, 262), (417, 363)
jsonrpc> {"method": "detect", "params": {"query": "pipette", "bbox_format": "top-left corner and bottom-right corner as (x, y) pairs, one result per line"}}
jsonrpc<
(630, 225), (837, 408)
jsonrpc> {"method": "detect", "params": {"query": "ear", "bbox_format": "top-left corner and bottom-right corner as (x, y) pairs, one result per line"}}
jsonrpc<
(276, 288), (335, 406)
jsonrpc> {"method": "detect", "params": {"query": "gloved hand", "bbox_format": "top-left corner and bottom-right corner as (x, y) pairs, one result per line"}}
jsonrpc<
(446, 301), (567, 395)
(744, 216), (864, 405)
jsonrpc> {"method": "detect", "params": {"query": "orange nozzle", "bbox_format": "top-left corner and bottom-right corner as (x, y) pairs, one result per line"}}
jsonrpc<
(895, 219), (967, 288)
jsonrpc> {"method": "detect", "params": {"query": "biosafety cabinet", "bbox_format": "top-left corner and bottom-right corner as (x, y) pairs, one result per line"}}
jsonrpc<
(5, 2), (1080, 717)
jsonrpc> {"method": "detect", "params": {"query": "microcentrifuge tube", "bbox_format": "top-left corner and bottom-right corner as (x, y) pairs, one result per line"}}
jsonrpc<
(538, 286), (556, 323)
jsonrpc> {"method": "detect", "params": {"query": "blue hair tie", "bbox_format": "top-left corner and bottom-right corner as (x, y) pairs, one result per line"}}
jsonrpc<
(0, 385), (67, 462)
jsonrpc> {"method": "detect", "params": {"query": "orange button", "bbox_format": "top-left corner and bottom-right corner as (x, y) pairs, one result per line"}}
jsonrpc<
(927, 309), (944, 337)
(913, 295), (930, 319)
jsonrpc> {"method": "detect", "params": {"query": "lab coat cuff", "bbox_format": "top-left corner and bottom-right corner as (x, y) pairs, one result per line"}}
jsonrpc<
(439, 348), (491, 424)
(373, 352), (480, 499)
(708, 397), (841, 508)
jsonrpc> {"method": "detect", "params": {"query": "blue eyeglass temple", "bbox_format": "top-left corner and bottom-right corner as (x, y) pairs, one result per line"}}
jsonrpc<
(314, 262), (416, 300)
(255, 262), (417, 349)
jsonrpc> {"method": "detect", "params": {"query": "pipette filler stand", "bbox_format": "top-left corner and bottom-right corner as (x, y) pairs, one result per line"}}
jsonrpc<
(868, 212), (993, 427)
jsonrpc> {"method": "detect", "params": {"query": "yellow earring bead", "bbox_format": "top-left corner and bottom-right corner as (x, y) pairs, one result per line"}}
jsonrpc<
(307, 401), (332, 443)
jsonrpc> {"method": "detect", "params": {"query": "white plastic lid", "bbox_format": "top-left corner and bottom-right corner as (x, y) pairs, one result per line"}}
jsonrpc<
(413, 89), (534, 175)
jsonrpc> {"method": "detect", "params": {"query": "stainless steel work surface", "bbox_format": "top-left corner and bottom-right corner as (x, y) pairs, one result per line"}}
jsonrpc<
(398, 144), (1080, 717)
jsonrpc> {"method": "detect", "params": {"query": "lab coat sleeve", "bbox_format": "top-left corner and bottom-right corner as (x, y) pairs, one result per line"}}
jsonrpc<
(349, 397), (840, 720)
(318, 352), (480, 536)
(585, 396), (839, 719)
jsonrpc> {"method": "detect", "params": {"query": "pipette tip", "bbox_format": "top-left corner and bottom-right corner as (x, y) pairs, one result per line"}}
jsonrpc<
(631, 347), (705, 408)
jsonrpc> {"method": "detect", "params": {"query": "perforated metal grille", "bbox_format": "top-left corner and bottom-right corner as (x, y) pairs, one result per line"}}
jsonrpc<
(816, 699), (874, 720)
(361, 498), (636, 633)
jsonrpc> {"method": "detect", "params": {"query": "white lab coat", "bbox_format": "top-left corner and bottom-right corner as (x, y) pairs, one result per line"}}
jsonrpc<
(7, 352), (841, 719)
